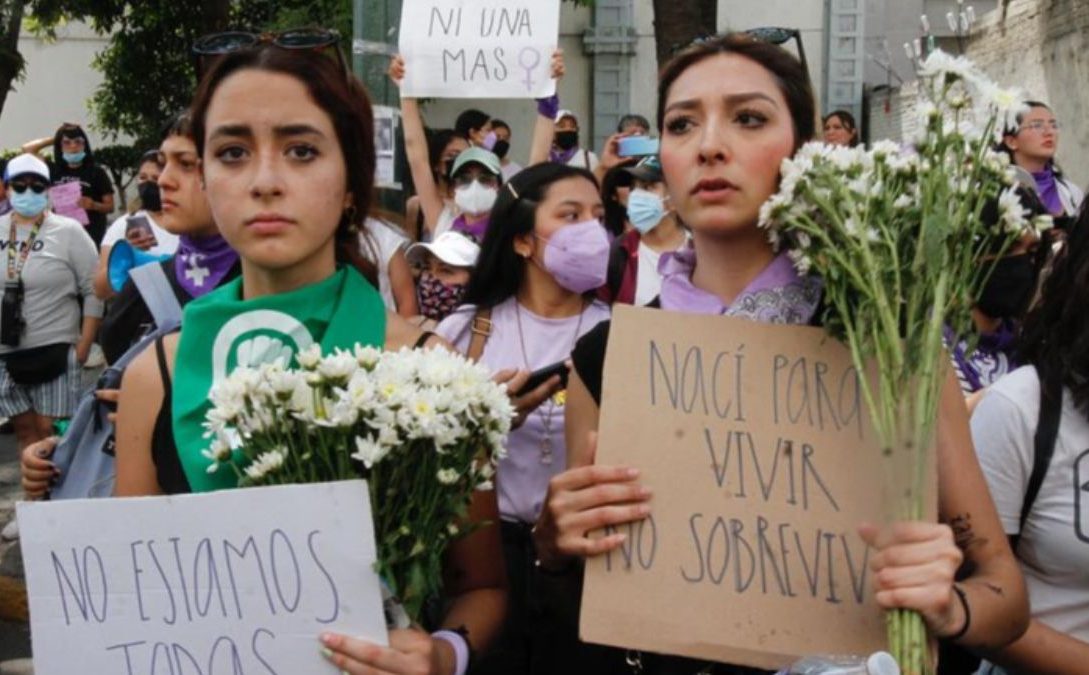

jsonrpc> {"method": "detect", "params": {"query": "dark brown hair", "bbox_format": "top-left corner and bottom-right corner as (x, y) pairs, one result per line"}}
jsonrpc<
(823, 109), (859, 146)
(656, 33), (816, 150)
(188, 45), (378, 286)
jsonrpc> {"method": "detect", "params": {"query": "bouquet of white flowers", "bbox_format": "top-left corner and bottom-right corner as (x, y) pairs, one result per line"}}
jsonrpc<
(201, 344), (515, 621)
(759, 51), (1050, 674)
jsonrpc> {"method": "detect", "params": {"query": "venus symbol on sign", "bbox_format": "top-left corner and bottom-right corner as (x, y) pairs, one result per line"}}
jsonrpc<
(519, 47), (541, 92)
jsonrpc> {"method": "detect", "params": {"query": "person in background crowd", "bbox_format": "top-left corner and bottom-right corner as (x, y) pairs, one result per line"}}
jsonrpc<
(0, 159), (10, 216)
(435, 162), (610, 674)
(114, 37), (506, 675)
(405, 128), (470, 242)
(490, 118), (522, 181)
(455, 108), (495, 150)
(822, 109), (860, 147)
(362, 214), (418, 317)
(28, 123), (116, 247)
(406, 230), (480, 326)
(0, 154), (102, 454)
(600, 165), (634, 238)
(1002, 101), (1083, 227)
(599, 156), (688, 306)
(93, 149), (179, 300)
(447, 146), (503, 242)
(551, 109), (599, 172)
(970, 204), (1089, 675)
(617, 113), (651, 136)
(533, 32), (1029, 674)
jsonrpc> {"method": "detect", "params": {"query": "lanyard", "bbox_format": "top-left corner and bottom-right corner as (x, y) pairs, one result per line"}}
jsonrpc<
(7, 217), (43, 282)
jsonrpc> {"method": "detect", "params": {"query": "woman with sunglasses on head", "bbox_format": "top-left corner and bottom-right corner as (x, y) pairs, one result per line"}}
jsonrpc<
(1001, 102), (1083, 227)
(92, 150), (179, 300)
(113, 33), (506, 675)
(433, 163), (611, 674)
(531, 33), (1029, 674)
(0, 154), (102, 454)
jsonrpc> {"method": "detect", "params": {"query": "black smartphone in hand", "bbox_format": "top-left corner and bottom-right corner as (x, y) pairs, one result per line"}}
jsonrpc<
(514, 361), (569, 397)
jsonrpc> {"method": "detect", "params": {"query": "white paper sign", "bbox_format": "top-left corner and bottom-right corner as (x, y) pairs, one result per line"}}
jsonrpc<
(398, 0), (560, 99)
(17, 480), (386, 675)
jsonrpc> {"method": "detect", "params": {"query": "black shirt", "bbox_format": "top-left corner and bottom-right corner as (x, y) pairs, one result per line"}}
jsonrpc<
(49, 161), (113, 241)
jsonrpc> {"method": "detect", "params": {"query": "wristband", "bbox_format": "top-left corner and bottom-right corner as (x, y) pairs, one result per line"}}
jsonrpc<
(536, 94), (559, 120)
(944, 584), (971, 642)
(432, 630), (469, 675)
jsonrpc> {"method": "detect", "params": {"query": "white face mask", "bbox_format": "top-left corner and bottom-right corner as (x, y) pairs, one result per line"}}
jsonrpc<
(454, 180), (498, 216)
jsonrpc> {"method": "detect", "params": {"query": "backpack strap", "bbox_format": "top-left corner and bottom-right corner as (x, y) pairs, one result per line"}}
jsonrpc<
(130, 262), (183, 331)
(1017, 367), (1063, 539)
(466, 308), (492, 363)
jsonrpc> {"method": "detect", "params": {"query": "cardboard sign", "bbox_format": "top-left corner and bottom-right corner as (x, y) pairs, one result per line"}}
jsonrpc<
(17, 481), (386, 675)
(581, 306), (936, 670)
(49, 181), (89, 225)
(398, 0), (560, 99)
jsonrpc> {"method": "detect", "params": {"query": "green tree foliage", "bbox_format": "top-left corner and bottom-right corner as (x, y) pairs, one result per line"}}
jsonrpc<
(93, 142), (141, 210)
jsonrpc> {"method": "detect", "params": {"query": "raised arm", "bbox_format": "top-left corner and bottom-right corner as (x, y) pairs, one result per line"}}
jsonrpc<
(528, 50), (565, 166)
(388, 55), (446, 235)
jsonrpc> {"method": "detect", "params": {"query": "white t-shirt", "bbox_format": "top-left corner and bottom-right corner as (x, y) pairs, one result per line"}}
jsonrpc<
(500, 162), (523, 182)
(971, 366), (1089, 639)
(634, 241), (664, 306)
(430, 202), (459, 240)
(361, 217), (409, 311)
(566, 149), (600, 172)
(101, 211), (179, 256)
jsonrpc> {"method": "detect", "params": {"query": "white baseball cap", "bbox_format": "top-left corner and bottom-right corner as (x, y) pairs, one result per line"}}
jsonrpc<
(555, 109), (578, 125)
(406, 231), (481, 268)
(4, 153), (50, 183)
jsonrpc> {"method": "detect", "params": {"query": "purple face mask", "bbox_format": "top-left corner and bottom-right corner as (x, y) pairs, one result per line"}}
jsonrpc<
(538, 219), (610, 293)
(481, 131), (498, 151)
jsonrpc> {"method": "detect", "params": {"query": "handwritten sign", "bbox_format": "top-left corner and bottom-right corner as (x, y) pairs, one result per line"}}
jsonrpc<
(17, 480), (387, 675)
(49, 181), (89, 225)
(581, 306), (936, 670)
(398, 0), (560, 99)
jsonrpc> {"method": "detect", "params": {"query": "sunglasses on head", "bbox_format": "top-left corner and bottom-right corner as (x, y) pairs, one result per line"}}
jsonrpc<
(9, 179), (48, 194)
(675, 26), (809, 75)
(192, 28), (347, 80)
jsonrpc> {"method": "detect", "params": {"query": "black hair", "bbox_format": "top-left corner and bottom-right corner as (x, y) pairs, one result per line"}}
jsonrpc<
(160, 110), (194, 142)
(490, 118), (511, 133)
(52, 123), (96, 166)
(657, 32), (816, 150)
(455, 109), (490, 139)
(427, 128), (463, 186)
(1020, 204), (1089, 415)
(461, 162), (598, 309)
(601, 164), (634, 237)
(137, 149), (164, 171)
(617, 113), (651, 134)
(999, 100), (1066, 177)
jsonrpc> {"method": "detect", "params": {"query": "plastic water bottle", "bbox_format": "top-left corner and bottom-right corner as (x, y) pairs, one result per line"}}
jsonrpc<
(783, 652), (900, 675)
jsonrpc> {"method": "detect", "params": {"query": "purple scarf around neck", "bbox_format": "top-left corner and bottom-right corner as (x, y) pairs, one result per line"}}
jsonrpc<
(174, 234), (239, 298)
(451, 214), (489, 243)
(943, 322), (1018, 393)
(549, 146), (579, 165)
(1032, 165), (1064, 215)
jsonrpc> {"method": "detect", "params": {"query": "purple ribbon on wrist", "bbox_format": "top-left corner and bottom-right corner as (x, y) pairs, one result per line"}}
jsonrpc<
(537, 94), (559, 120)
(432, 630), (469, 675)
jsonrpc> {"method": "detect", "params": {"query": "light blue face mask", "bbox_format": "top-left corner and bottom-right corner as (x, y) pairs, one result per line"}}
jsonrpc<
(62, 151), (86, 165)
(627, 188), (667, 234)
(10, 190), (48, 218)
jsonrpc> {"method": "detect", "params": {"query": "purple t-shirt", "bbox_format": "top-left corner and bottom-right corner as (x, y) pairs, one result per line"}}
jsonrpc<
(437, 297), (611, 523)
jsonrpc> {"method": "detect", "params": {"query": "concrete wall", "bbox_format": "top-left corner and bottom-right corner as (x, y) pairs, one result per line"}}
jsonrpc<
(0, 22), (114, 153)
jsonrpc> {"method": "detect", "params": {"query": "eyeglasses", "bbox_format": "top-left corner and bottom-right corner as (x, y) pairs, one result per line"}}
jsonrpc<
(9, 180), (48, 194)
(1020, 120), (1060, 133)
(192, 28), (347, 80)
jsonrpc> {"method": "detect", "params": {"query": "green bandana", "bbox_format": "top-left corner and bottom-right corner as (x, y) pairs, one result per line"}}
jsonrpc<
(173, 267), (386, 492)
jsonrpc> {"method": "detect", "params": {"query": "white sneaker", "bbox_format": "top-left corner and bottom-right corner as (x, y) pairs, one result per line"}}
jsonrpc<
(83, 343), (106, 369)
(0, 518), (17, 541)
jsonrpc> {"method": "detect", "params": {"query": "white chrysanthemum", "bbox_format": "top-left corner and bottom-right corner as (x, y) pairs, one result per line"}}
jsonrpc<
(318, 350), (358, 381)
(997, 187), (1029, 233)
(919, 49), (978, 84)
(296, 344), (322, 370)
(244, 447), (287, 481)
(201, 437), (233, 473)
(893, 194), (914, 210)
(436, 468), (460, 485)
(352, 435), (390, 469)
(353, 344), (383, 369)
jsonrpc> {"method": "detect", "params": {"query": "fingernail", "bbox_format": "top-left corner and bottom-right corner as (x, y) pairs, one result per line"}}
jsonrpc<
(626, 468), (639, 478)
(319, 633), (334, 646)
(638, 504), (651, 516)
(320, 648), (333, 660)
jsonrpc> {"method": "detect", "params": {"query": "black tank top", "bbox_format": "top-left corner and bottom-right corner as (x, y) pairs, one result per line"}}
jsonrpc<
(151, 335), (191, 494)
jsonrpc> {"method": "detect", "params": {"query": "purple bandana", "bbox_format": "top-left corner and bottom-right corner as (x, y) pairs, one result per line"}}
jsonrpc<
(451, 214), (489, 243)
(943, 322), (1018, 393)
(658, 243), (823, 324)
(1032, 166), (1064, 215)
(174, 234), (239, 299)
(549, 146), (579, 165)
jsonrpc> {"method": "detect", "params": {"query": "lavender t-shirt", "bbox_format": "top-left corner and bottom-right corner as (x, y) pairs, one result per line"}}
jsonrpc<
(437, 297), (611, 523)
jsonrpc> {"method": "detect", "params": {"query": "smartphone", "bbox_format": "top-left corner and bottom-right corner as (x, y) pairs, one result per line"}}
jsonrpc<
(125, 214), (154, 241)
(514, 361), (569, 397)
(617, 136), (659, 158)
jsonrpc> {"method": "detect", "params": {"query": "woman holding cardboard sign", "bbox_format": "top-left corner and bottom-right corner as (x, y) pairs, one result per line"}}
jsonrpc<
(532, 33), (1028, 673)
(113, 33), (509, 675)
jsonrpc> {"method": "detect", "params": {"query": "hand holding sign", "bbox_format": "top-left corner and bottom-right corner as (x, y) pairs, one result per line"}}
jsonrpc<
(320, 629), (450, 675)
(397, 0), (561, 99)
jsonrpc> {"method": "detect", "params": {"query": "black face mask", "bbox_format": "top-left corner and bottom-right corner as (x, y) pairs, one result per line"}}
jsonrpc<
(137, 181), (162, 212)
(977, 253), (1036, 319)
(555, 130), (579, 151)
(492, 139), (510, 160)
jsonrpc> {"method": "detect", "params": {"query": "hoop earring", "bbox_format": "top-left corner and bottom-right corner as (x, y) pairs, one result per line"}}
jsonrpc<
(343, 204), (358, 232)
